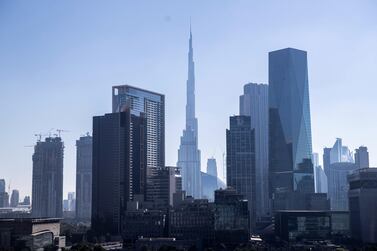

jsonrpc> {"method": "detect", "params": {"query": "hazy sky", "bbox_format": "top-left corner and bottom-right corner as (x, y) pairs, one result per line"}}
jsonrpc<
(1, 1), (376, 199)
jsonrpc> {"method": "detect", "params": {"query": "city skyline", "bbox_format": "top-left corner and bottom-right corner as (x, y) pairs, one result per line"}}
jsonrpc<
(1, 1), (377, 198)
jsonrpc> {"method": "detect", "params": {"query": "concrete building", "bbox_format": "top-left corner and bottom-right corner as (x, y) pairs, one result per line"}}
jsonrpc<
(226, 115), (256, 228)
(75, 134), (92, 220)
(112, 85), (165, 204)
(92, 108), (147, 235)
(10, 189), (19, 208)
(348, 168), (377, 243)
(269, 48), (316, 211)
(355, 146), (369, 169)
(177, 28), (202, 199)
(240, 83), (270, 219)
(32, 137), (64, 218)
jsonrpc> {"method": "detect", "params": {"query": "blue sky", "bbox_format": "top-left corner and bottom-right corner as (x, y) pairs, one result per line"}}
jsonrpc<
(0, 1), (376, 199)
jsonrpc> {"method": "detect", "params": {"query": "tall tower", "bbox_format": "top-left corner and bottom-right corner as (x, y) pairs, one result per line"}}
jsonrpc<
(76, 134), (92, 220)
(240, 83), (269, 219)
(269, 48), (315, 210)
(32, 137), (64, 218)
(177, 27), (201, 198)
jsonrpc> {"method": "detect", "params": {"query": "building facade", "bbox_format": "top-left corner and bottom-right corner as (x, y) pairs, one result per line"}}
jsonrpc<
(226, 115), (256, 228)
(240, 83), (270, 219)
(10, 190), (19, 208)
(92, 109), (147, 235)
(348, 168), (377, 243)
(112, 85), (165, 204)
(268, 48), (315, 210)
(75, 135), (92, 220)
(327, 162), (357, 211)
(32, 137), (64, 218)
(355, 146), (369, 169)
(177, 29), (202, 199)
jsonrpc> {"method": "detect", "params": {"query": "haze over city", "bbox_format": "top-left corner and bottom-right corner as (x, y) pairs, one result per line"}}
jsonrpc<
(1, 0), (376, 201)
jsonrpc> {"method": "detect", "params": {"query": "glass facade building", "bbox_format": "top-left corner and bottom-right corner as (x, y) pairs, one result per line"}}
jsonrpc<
(112, 85), (165, 204)
(226, 115), (256, 228)
(268, 48), (314, 209)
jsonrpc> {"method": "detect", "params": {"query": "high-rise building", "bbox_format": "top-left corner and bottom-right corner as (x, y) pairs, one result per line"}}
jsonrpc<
(226, 115), (256, 228)
(177, 28), (201, 199)
(0, 179), (5, 193)
(348, 168), (377, 243)
(75, 134), (92, 220)
(240, 83), (269, 219)
(92, 108), (147, 235)
(268, 48), (315, 210)
(0, 192), (9, 208)
(10, 190), (19, 208)
(206, 158), (217, 177)
(112, 85), (165, 203)
(328, 162), (357, 211)
(324, 138), (357, 211)
(312, 153), (328, 193)
(32, 137), (64, 218)
(355, 146), (369, 169)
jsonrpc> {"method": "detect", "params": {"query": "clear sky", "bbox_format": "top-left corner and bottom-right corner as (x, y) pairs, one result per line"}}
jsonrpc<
(0, 1), (376, 199)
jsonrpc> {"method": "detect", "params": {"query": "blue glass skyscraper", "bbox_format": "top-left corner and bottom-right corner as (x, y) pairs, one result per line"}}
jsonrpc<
(269, 48), (315, 210)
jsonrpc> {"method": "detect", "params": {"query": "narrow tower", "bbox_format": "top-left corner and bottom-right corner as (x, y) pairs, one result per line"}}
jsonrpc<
(177, 27), (201, 198)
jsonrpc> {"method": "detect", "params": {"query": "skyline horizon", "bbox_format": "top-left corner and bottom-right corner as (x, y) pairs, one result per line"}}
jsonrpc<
(1, 1), (376, 199)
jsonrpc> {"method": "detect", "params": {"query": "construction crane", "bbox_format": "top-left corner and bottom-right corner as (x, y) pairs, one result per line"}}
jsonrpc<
(56, 129), (70, 137)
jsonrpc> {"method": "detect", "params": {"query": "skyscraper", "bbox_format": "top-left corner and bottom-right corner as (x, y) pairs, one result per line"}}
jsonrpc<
(269, 48), (315, 210)
(348, 168), (377, 243)
(355, 146), (369, 169)
(240, 83), (269, 219)
(32, 137), (64, 218)
(112, 85), (165, 203)
(0, 179), (4, 193)
(177, 28), (201, 198)
(92, 108), (147, 235)
(206, 158), (218, 177)
(76, 134), (92, 220)
(10, 189), (19, 208)
(226, 115), (256, 228)
(324, 138), (357, 210)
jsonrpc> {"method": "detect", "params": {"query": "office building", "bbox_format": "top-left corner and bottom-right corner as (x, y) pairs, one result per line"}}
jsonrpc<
(355, 146), (369, 169)
(0, 192), (9, 208)
(0, 179), (4, 193)
(226, 115), (256, 228)
(92, 108), (147, 235)
(275, 210), (349, 242)
(177, 28), (202, 199)
(112, 85), (165, 203)
(240, 83), (269, 219)
(151, 166), (175, 208)
(328, 162), (357, 211)
(348, 168), (377, 243)
(268, 48), (315, 210)
(75, 134), (92, 220)
(10, 190), (19, 208)
(32, 137), (64, 218)
(214, 188), (249, 248)
(313, 153), (328, 193)
(206, 158), (217, 177)
(201, 172), (218, 202)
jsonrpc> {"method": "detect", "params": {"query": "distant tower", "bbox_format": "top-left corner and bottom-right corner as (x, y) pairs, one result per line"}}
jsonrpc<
(32, 137), (64, 218)
(240, 83), (269, 219)
(10, 189), (19, 208)
(177, 27), (202, 198)
(355, 146), (369, 169)
(206, 158), (218, 177)
(76, 134), (92, 220)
